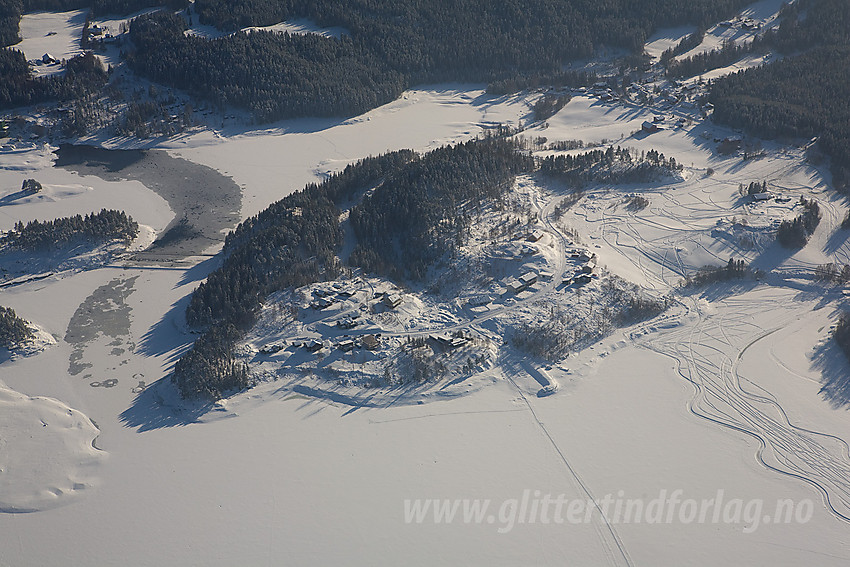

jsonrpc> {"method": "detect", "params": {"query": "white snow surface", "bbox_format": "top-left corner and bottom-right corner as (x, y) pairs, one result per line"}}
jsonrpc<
(2, 13), (850, 564)
(0, 382), (103, 513)
(14, 10), (87, 75)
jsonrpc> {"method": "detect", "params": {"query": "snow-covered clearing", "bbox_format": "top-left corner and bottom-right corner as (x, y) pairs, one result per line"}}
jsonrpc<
(672, 0), (789, 63)
(644, 25), (697, 59)
(14, 10), (86, 75)
(185, 17), (348, 40)
(0, 382), (103, 513)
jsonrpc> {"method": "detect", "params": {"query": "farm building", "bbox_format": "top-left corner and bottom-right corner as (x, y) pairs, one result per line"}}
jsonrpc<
(527, 229), (545, 242)
(506, 279), (525, 294)
(361, 335), (381, 350)
(519, 272), (538, 287)
(642, 121), (659, 134)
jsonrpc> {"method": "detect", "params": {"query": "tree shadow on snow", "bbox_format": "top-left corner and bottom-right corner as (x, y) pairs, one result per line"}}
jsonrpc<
(136, 294), (196, 361)
(824, 226), (850, 257)
(811, 332), (850, 411)
(119, 378), (212, 432)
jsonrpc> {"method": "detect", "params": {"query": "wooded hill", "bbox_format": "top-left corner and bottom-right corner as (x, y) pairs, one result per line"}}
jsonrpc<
(175, 137), (687, 400)
(708, 0), (850, 188)
(176, 137), (531, 399)
(0, 0), (186, 48)
(0, 305), (33, 350)
(2, 208), (138, 250)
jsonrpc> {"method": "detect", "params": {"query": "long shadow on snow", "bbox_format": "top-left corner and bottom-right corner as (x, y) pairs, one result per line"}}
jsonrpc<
(679, 279), (762, 303)
(811, 326), (850, 411)
(136, 293), (196, 361)
(825, 226), (850, 257)
(119, 378), (213, 431)
(176, 255), (222, 287)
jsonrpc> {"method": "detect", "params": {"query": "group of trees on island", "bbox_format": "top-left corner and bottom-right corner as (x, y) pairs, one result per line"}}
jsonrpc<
(2, 208), (138, 251)
(0, 305), (33, 350)
(776, 197), (821, 248)
(539, 146), (682, 187)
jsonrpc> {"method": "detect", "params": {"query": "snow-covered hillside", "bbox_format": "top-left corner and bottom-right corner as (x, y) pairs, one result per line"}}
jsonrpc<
(2, 0), (850, 564)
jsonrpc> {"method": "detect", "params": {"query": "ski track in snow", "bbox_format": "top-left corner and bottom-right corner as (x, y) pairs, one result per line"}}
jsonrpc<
(640, 295), (850, 523)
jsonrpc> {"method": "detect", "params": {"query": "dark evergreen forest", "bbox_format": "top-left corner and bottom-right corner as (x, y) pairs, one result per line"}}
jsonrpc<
(708, 0), (850, 188)
(2, 208), (138, 250)
(0, 49), (106, 108)
(125, 0), (751, 122)
(0, 305), (33, 350)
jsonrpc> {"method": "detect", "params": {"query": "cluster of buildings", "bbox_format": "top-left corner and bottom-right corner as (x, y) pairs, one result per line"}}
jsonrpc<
(85, 24), (120, 46)
(563, 249), (597, 286)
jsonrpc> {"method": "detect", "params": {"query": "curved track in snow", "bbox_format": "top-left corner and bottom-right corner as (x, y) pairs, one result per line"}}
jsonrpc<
(641, 296), (850, 523)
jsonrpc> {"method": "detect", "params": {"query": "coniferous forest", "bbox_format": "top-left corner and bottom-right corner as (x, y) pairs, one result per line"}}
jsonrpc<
(709, 0), (850, 188)
(0, 49), (107, 109)
(539, 146), (682, 187)
(2, 208), (138, 251)
(125, 0), (752, 122)
(0, 305), (34, 350)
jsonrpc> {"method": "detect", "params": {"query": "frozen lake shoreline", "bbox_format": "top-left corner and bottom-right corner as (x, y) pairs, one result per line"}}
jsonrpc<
(54, 144), (242, 259)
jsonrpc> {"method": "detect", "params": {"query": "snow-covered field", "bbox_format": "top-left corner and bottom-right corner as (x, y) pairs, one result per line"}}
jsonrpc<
(3, 1), (850, 563)
(14, 10), (86, 75)
(185, 16), (348, 40)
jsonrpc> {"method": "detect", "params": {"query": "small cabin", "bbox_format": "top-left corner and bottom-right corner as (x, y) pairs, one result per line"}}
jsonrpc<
(526, 229), (545, 242)
(310, 297), (335, 309)
(506, 279), (525, 294)
(468, 295), (492, 307)
(383, 293), (402, 308)
(519, 272), (538, 287)
(337, 339), (355, 352)
(361, 335), (380, 350)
